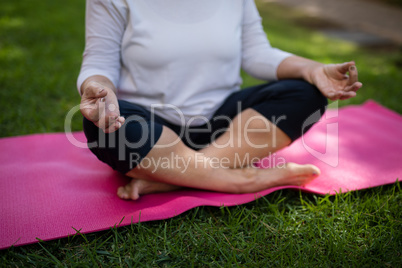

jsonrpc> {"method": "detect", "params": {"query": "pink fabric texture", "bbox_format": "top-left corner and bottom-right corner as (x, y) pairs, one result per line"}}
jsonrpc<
(0, 101), (400, 249)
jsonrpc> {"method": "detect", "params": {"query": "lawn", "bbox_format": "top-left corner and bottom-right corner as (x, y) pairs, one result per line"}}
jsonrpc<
(1, 0), (401, 266)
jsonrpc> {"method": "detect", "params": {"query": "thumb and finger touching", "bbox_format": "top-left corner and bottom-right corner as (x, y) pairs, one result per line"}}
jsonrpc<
(324, 61), (362, 100)
(80, 83), (125, 133)
(336, 61), (355, 74)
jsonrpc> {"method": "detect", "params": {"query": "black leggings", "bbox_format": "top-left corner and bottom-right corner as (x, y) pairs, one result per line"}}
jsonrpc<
(83, 79), (328, 174)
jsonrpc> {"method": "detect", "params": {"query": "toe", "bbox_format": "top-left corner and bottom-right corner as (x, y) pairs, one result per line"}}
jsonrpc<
(129, 182), (140, 200)
(308, 165), (321, 177)
(117, 186), (129, 199)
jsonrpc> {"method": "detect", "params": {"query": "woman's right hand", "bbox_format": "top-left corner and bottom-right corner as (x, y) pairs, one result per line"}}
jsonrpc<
(80, 81), (125, 133)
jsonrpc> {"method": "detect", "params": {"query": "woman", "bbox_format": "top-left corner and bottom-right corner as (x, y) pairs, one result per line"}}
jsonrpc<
(78, 0), (362, 200)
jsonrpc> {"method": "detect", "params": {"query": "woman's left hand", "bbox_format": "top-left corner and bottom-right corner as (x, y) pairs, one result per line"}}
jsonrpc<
(309, 61), (363, 101)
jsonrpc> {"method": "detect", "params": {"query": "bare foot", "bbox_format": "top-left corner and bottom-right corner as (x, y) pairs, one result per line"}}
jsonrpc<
(117, 179), (181, 200)
(117, 162), (320, 200)
(258, 162), (320, 187)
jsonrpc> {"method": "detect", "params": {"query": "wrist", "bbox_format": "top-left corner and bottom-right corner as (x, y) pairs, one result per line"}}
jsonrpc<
(80, 76), (116, 96)
(302, 62), (325, 85)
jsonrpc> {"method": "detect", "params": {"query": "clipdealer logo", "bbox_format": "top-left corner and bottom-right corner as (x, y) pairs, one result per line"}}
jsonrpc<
(302, 101), (339, 167)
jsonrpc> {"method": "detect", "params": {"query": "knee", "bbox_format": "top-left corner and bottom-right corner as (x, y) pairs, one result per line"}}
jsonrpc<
(265, 80), (328, 141)
(295, 80), (328, 112)
(83, 117), (99, 143)
(82, 114), (164, 174)
(290, 81), (328, 139)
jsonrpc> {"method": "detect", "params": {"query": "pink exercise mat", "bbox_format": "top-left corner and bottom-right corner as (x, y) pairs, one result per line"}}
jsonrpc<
(0, 100), (400, 249)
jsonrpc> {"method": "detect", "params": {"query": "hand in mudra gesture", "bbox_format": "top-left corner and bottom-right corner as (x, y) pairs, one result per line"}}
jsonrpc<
(80, 81), (125, 133)
(310, 61), (362, 101)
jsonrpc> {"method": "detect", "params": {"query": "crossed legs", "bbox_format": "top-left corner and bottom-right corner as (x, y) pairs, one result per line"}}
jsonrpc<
(117, 108), (320, 200)
(81, 80), (327, 200)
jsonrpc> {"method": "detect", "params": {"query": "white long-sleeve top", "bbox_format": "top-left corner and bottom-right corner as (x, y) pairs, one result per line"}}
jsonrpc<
(77, 0), (292, 126)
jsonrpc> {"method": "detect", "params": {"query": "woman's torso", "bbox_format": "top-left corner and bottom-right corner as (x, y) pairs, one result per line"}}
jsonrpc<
(117, 0), (245, 125)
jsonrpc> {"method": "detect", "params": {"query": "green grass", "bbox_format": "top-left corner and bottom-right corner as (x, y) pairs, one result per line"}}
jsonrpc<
(0, 0), (84, 137)
(2, 185), (401, 266)
(1, 0), (401, 266)
(246, 2), (402, 113)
